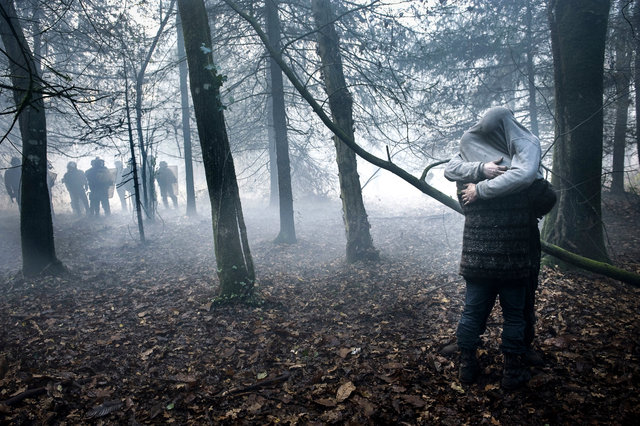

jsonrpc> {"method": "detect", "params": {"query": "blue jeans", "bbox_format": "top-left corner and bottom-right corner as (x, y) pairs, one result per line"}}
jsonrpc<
(456, 279), (526, 354)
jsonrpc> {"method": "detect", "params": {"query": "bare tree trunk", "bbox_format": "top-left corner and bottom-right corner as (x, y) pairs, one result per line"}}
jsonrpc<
(633, 0), (640, 170)
(123, 56), (146, 243)
(542, 0), (610, 262)
(266, 0), (296, 244)
(266, 65), (279, 207)
(0, 0), (62, 276)
(176, 12), (197, 215)
(135, 82), (153, 217)
(312, 0), (378, 262)
(611, 0), (631, 194)
(525, 0), (539, 136)
(178, 0), (255, 299)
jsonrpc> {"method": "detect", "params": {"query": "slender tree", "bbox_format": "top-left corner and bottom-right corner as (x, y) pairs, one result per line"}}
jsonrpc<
(524, 0), (540, 136)
(176, 12), (197, 215)
(633, 0), (640, 170)
(123, 54), (146, 243)
(178, 0), (255, 299)
(542, 0), (611, 262)
(312, 0), (378, 262)
(266, 0), (296, 244)
(0, 0), (63, 276)
(611, 0), (632, 194)
(266, 65), (279, 207)
(134, 0), (176, 219)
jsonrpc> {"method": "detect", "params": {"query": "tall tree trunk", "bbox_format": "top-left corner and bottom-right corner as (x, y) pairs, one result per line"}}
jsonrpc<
(312, 0), (378, 262)
(266, 65), (279, 207)
(178, 0), (255, 299)
(266, 0), (296, 244)
(123, 55), (146, 243)
(634, 0), (640, 170)
(525, 0), (539, 136)
(611, 0), (631, 194)
(0, 0), (62, 276)
(176, 12), (197, 215)
(542, 0), (610, 262)
(135, 79), (154, 217)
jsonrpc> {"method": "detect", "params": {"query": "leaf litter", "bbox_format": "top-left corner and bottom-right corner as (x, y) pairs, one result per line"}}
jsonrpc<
(0, 193), (638, 424)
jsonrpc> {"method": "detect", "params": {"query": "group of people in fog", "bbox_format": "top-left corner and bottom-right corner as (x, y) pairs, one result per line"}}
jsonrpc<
(3, 155), (179, 216)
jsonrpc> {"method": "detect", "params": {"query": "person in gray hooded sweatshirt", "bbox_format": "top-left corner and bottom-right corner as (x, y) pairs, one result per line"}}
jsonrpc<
(444, 106), (548, 390)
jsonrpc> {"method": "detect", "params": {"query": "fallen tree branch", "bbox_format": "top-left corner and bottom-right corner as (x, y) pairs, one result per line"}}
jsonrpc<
(221, 0), (640, 288)
(224, 371), (291, 396)
(541, 241), (640, 287)
(0, 387), (46, 406)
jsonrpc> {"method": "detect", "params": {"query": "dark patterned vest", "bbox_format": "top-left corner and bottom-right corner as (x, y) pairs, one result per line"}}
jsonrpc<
(458, 186), (538, 282)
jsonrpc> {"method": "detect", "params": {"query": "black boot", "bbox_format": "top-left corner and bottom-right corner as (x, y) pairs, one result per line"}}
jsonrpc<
(501, 353), (531, 390)
(458, 349), (480, 384)
(523, 347), (544, 367)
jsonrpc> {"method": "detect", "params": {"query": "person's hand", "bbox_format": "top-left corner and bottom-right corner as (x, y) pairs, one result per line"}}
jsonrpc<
(482, 157), (508, 179)
(461, 183), (478, 205)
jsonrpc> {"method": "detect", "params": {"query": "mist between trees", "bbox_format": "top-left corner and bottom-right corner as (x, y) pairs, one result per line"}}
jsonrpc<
(1, 0), (639, 288)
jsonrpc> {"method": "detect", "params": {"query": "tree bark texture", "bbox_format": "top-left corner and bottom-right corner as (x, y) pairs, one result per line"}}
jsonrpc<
(312, 0), (378, 263)
(0, 0), (61, 276)
(542, 0), (610, 262)
(611, 0), (631, 194)
(176, 13), (197, 215)
(266, 66), (279, 207)
(266, 0), (296, 244)
(178, 0), (255, 298)
(633, 0), (640, 170)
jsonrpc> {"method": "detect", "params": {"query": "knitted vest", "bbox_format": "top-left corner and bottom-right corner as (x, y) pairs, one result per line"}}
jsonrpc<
(458, 187), (537, 281)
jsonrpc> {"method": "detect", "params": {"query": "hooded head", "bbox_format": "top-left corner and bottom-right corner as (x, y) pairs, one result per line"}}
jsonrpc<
(67, 161), (77, 170)
(159, 161), (168, 168)
(459, 107), (534, 165)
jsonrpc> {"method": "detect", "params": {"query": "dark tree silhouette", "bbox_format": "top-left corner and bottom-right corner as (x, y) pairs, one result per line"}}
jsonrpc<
(0, 0), (63, 276)
(178, 0), (255, 299)
(176, 12), (197, 216)
(542, 0), (611, 262)
(266, 0), (296, 244)
(312, 0), (378, 263)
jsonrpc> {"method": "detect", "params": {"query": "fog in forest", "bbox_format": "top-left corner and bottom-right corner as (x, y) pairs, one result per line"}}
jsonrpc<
(1, 0), (639, 423)
(0, 157), (462, 274)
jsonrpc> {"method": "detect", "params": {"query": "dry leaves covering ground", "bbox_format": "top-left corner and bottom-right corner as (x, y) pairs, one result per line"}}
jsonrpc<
(0, 193), (639, 425)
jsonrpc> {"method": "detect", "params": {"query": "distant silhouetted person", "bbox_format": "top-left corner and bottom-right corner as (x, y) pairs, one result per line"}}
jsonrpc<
(85, 157), (113, 216)
(155, 161), (178, 208)
(62, 161), (89, 216)
(4, 156), (21, 210)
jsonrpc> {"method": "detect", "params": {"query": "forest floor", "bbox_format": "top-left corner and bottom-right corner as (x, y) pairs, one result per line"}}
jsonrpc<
(0, 192), (639, 425)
